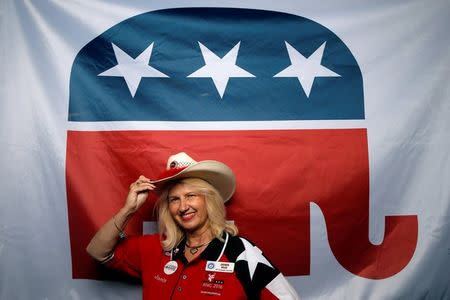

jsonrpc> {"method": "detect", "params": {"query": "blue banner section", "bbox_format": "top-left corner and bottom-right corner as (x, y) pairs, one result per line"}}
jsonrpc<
(69, 8), (364, 121)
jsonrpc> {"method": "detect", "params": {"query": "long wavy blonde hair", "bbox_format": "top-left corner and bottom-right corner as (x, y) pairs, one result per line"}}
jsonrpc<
(156, 177), (238, 251)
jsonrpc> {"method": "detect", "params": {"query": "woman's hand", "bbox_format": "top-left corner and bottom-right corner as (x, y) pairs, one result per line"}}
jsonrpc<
(123, 175), (156, 214)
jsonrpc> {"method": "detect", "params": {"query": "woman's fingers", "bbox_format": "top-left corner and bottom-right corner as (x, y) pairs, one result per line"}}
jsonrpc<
(124, 180), (155, 213)
(139, 175), (150, 180)
(137, 175), (151, 183)
(130, 176), (154, 189)
(134, 182), (155, 192)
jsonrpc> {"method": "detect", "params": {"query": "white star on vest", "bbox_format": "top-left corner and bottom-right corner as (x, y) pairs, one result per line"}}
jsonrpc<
(275, 41), (340, 98)
(236, 238), (274, 280)
(188, 41), (255, 99)
(98, 43), (168, 97)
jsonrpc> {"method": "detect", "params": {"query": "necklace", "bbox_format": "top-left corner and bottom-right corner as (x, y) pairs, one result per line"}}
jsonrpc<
(185, 240), (212, 255)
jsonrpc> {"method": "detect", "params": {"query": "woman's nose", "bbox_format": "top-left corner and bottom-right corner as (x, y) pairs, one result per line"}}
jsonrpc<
(179, 198), (189, 211)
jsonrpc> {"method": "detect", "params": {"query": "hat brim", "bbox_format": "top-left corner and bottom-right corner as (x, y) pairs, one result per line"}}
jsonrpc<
(150, 160), (236, 203)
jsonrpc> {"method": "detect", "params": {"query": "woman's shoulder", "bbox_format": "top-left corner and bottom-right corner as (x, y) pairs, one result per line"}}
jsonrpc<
(121, 233), (161, 248)
(141, 233), (162, 244)
(224, 234), (263, 260)
(227, 234), (257, 246)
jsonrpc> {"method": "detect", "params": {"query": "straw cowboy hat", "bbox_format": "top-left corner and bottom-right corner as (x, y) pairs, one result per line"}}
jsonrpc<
(150, 152), (236, 202)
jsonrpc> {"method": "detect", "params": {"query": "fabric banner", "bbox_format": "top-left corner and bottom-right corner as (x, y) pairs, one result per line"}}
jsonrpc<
(1, 1), (449, 299)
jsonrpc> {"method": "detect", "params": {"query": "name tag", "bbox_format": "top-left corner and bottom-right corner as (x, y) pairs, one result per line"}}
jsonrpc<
(205, 261), (235, 273)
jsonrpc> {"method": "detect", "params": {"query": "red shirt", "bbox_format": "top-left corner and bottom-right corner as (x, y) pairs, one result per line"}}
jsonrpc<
(106, 233), (299, 299)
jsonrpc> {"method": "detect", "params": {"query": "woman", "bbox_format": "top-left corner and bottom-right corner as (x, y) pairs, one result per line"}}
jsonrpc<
(87, 152), (299, 299)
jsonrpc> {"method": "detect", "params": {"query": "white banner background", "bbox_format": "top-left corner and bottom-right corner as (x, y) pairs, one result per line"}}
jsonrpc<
(1, 0), (449, 299)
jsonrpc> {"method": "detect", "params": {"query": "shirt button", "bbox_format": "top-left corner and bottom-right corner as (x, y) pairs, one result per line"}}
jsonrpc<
(177, 287), (182, 292)
(182, 274), (187, 279)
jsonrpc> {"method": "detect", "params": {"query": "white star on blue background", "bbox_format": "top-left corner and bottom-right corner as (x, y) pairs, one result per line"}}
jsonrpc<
(98, 43), (168, 97)
(188, 41), (255, 99)
(275, 41), (340, 98)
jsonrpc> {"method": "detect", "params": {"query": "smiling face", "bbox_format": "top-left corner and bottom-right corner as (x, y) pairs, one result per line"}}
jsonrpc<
(167, 181), (209, 234)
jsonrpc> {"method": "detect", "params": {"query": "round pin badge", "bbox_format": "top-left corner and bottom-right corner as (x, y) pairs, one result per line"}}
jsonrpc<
(164, 260), (178, 275)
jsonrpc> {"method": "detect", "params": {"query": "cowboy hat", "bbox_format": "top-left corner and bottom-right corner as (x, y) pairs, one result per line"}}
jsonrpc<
(150, 152), (236, 202)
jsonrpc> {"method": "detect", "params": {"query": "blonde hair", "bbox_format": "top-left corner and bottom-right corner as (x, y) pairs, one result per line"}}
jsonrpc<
(155, 177), (238, 251)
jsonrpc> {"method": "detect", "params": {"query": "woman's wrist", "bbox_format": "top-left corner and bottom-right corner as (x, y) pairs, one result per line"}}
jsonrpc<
(119, 205), (136, 219)
(113, 216), (127, 239)
(113, 207), (135, 236)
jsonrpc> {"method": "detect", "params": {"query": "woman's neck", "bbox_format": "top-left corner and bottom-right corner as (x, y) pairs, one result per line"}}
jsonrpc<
(186, 226), (213, 246)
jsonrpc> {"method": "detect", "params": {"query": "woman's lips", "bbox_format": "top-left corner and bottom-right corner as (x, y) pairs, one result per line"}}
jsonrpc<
(180, 212), (195, 221)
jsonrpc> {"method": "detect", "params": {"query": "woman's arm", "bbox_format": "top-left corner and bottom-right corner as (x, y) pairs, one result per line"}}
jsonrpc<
(86, 175), (155, 261)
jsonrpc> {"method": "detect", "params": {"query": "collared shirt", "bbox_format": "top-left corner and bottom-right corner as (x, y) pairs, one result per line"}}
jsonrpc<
(106, 232), (299, 299)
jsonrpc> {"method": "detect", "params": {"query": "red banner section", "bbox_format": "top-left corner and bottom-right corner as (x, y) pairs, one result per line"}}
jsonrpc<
(66, 129), (417, 279)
